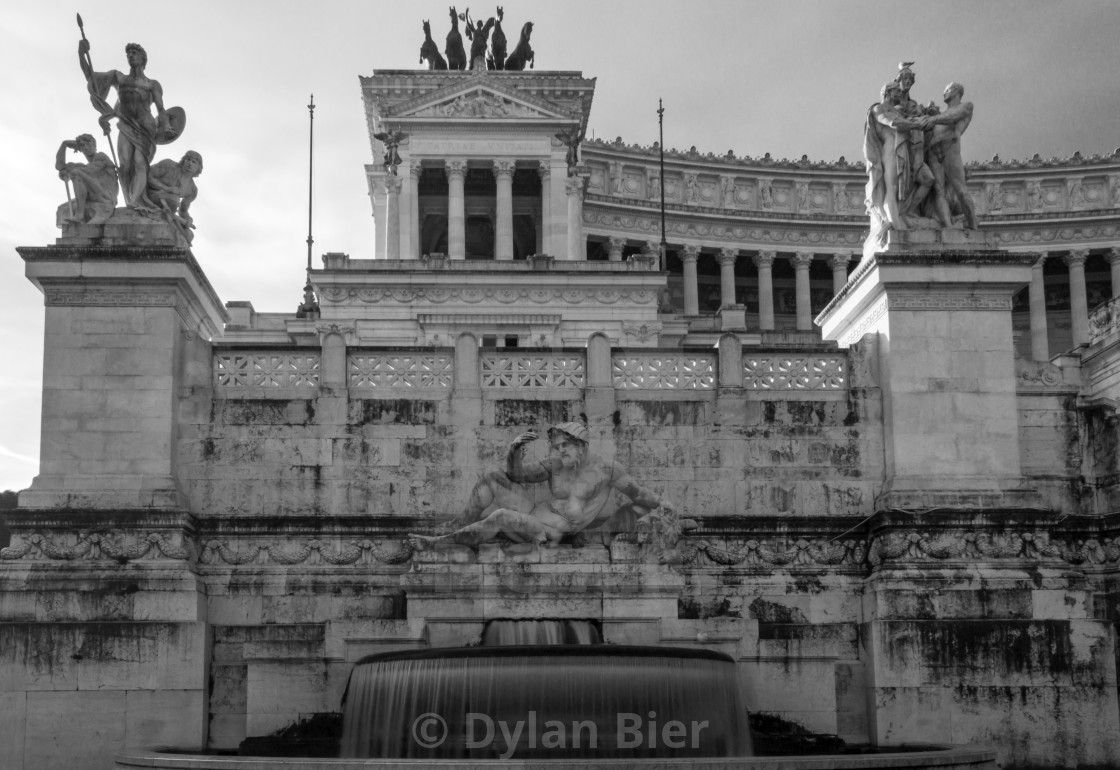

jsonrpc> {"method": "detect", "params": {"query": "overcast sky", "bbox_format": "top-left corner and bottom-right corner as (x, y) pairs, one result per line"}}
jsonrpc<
(2, 0), (1119, 492)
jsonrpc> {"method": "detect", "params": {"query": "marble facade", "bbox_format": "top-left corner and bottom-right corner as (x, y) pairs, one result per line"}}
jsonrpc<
(5, 66), (1120, 770)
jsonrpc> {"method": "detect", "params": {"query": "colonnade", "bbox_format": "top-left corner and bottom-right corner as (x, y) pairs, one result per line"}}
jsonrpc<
(605, 242), (1120, 355)
(1027, 247), (1120, 359)
(382, 158), (583, 261)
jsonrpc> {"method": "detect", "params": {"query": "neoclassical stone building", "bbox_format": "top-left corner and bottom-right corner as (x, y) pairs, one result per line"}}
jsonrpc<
(364, 71), (1120, 357)
(5, 67), (1120, 770)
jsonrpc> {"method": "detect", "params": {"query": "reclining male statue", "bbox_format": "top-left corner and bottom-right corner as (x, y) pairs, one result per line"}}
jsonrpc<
(408, 422), (674, 549)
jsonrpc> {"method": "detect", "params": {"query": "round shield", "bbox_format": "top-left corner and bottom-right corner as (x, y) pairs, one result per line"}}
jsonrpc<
(155, 106), (186, 145)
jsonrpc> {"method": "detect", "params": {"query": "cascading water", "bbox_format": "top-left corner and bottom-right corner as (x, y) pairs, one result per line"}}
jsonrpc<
(339, 620), (752, 759)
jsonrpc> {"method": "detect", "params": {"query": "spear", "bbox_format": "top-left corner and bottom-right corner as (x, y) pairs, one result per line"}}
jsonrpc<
(76, 13), (120, 169)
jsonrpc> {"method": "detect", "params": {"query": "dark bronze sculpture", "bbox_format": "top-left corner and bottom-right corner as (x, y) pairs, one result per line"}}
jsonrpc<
(504, 21), (534, 70)
(489, 7), (507, 70)
(420, 19), (448, 70)
(463, 8), (495, 71)
(445, 6), (467, 71)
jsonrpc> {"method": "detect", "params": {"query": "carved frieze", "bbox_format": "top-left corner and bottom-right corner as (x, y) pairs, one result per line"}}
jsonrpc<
(320, 286), (657, 306)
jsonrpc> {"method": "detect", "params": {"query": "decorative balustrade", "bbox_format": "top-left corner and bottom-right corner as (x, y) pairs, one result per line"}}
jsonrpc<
(743, 355), (847, 390)
(214, 352), (321, 388)
(212, 349), (851, 393)
(612, 354), (716, 389)
(349, 353), (454, 388)
(480, 353), (586, 388)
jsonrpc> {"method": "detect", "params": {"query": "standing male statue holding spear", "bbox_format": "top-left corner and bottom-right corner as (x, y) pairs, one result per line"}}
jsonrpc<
(76, 14), (185, 210)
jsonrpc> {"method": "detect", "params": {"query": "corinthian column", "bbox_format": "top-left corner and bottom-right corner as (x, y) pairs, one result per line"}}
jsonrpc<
(792, 251), (814, 330)
(409, 164), (421, 260)
(681, 244), (700, 316)
(538, 162), (551, 256)
(716, 247), (738, 308)
(447, 160), (466, 260)
(1065, 249), (1090, 346)
(754, 251), (776, 330)
(1109, 247), (1120, 299)
(829, 253), (851, 295)
(494, 160), (515, 260)
(607, 236), (625, 262)
(384, 175), (402, 260)
(1029, 254), (1049, 361)
(565, 175), (585, 261)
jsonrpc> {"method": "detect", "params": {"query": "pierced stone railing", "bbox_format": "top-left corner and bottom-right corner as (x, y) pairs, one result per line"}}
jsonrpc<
(612, 354), (716, 389)
(480, 353), (586, 388)
(743, 355), (847, 390)
(349, 353), (454, 388)
(1089, 297), (1120, 345)
(214, 352), (321, 388)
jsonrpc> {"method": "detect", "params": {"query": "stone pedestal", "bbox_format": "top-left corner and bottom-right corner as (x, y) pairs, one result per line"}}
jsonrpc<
(817, 250), (1037, 509)
(18, 241), (228, 509)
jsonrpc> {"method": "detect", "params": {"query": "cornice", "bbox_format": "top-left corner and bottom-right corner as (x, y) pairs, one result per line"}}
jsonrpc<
(583, 136), (1120, 175)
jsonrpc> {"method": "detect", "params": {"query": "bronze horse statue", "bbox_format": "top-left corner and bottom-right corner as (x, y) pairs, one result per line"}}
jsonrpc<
(445, 6), (467, 71)
(420, 20), (448, 70)
(488, 6), (506, 70)
(504, 21), (534, 71)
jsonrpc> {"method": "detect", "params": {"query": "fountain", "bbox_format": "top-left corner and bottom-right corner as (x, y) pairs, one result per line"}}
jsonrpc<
(340, 620), (749, 759)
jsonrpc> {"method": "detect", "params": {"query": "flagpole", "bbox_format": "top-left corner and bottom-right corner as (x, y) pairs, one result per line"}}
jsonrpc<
(306, 94), (315, 274)
(657, 98), (666, 272)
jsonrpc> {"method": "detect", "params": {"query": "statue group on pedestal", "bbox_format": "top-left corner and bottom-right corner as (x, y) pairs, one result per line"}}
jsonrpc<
(57, 16), (202, 242)
(420, 7), (533, 71)
(863, 62), (976, 253)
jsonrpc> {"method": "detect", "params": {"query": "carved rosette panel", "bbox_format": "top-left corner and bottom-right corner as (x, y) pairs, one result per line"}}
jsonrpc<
(214, 353), (321, 388)
(612, 355), (716, 389)
(743, 356), (847, 390)
(349, 354), (453, 389)
(480, 354), (586, 388)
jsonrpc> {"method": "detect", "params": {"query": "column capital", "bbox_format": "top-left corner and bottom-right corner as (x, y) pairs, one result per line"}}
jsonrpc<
(493, 160), (516, 180)
(753, 250), (776, 268)
(828, 253), (851, 271)
(1107, 246), (1120, 264)
(607, 236), (626, 250)
(446, 160), (467, 180)
(680, 244), (701, 262)
(538, 160), (551, 180)
(643, 240), (662, 259)
(384, 175), (403, 194)
(1065, 249), (1089, 267)
(409, 163), (422, 182)
(791, 251), (814, 270)
(564, 176), (585, 197)
(716, 247), (738, 266)
(1032, 252), (1048, 269)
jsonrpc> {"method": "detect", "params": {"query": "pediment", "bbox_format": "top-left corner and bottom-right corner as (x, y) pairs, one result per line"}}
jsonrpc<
(393, 81), (577, 122)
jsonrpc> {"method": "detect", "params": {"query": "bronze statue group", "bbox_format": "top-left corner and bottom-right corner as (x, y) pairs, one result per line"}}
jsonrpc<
(421, 6), (534, 72)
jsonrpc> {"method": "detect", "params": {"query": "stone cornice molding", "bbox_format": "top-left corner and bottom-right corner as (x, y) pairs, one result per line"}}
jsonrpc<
(18, 245), (230, 335)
